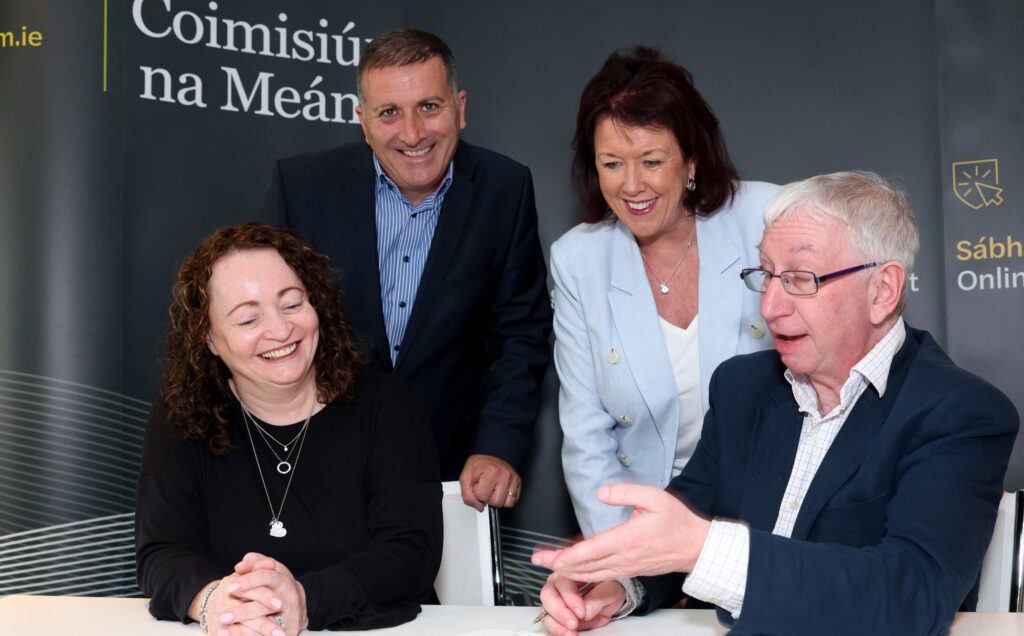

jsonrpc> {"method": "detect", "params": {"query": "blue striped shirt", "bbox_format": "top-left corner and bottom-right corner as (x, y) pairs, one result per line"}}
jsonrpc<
(373, 155), (453, 364)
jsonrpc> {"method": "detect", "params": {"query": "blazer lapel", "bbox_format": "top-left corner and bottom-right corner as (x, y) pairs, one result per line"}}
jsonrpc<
(606, 222), (679, 446)
(394, 153), (474, 368)
(788, 389), (888, 540)
(790, 329), (919, 540)
(341, 149), (392, 369)
(695, 212), (743, 392)
(740, 384), (803, 532)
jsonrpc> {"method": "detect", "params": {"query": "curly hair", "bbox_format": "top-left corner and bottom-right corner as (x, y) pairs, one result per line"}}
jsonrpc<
(160, 223), (363, 454)
(573, 46), (739, 223)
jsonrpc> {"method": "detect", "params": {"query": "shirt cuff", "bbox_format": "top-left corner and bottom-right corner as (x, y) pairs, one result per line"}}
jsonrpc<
(682, 519), (749, 618)
(613, 577), (646, 619)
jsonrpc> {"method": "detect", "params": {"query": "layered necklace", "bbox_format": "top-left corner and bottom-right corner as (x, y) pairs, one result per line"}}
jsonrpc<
(247, 411), (307, 475)
(639, 225), (696, 294)
(237, 393), (316, 538)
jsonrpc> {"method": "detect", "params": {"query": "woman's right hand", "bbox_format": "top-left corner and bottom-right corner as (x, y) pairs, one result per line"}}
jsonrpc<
(196, 554), (308, 636)
(192, 575), (284, 636)
(192, 576), (255, 635)
(222, 553), (308, 636)
(538, 574), (626, 636)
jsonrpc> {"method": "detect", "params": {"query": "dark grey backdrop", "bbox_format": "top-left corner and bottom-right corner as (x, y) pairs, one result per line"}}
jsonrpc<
(1, 0), (1020, 598)
(936, 0), (1024, 486)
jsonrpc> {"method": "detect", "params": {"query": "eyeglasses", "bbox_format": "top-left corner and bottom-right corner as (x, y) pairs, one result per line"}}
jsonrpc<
(739, 263), (880, 296)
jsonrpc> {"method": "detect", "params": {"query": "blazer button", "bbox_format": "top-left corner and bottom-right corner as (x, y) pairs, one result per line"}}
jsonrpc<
(619, 415), (633, 425)
(749, 322), (766, 339)
(606, 348), (621, 364)
(618, 453), (630, 467)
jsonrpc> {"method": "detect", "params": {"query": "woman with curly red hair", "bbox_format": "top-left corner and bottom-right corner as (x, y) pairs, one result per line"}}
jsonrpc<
(135, 223), (441, 633)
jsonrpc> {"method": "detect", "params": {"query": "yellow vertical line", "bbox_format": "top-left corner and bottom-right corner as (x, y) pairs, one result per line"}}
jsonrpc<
(103, 0), (108, 92)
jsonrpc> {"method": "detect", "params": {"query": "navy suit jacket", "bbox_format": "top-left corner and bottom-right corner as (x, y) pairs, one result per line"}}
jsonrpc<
(259, 141), (552, 479)
(644, 326), (1018, 635)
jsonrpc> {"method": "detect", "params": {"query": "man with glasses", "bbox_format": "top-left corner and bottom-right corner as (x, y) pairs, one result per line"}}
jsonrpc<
(533, 171), (1018, 636)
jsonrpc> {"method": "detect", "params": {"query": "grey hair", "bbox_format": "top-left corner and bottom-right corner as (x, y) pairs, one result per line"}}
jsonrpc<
(357, 29), (458, 105)
(763, 171), (920, 314)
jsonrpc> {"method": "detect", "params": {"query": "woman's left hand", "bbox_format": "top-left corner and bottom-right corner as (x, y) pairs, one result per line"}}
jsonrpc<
(218, 552), (309, 636)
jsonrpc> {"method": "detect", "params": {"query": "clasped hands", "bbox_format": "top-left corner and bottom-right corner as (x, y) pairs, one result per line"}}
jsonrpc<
(530, 484), (711, 636)
(202, 552), (308, 636)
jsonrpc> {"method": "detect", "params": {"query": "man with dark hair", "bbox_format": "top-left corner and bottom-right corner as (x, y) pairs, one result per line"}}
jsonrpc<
(260, 29), (551, 510)
(534, 172), (1018, 636)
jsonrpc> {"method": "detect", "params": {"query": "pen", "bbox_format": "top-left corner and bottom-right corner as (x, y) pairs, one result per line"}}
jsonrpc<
(532, 581), (597, 624)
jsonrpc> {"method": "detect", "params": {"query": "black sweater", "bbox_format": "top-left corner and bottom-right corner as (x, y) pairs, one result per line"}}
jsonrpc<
(135, 372), (442, 630)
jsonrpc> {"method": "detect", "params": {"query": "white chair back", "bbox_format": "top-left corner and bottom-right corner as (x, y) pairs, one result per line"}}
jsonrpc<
(435, 481), (504, 605)
(977, 490), (1023, 611)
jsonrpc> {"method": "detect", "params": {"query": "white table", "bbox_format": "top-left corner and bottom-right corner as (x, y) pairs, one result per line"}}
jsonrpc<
(1, 595), (1022, 635)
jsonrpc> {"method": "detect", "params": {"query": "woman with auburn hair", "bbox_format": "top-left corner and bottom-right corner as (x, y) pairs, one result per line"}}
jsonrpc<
(552, 47), (778, 542)
(135, 223), (441, 634)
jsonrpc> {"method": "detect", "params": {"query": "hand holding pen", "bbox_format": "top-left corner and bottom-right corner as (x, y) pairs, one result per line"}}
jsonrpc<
(533, 581), (596, 623)
(532, 578), (629, 635)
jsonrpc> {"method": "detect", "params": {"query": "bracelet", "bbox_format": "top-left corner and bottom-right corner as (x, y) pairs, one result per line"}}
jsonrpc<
(198, 581), (220, 632)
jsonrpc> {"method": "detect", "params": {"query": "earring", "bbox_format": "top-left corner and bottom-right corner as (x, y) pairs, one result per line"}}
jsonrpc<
(686, 178), (696, 192)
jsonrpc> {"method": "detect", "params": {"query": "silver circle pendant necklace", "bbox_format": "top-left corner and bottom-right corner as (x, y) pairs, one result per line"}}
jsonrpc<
(238, 394), (315, 538)
(245, 409), (308, 474)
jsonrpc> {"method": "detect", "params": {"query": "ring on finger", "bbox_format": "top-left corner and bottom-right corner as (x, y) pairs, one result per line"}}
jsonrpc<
(274, 614), (286, 628)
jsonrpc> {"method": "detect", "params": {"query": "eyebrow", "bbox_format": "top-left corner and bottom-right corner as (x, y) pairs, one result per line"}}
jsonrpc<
(789, 243), (820, 254)
(375, 95), (447, 111)
(755, 242), (820, 271)
(224, 300), (257, 318)
(756, 241), (819, 254)
(596, 148), (668, 159)
(224, 287), (304, 317)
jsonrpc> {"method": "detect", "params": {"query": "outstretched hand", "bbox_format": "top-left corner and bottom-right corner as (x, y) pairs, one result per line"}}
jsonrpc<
(532, 484), (710, 581)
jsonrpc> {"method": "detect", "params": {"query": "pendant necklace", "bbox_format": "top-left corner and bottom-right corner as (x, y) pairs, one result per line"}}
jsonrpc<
(254, 418), (306, 452)
(639, 227), (695, 294)
(238, 394), (316, 538)
(242, 407), (308, 474)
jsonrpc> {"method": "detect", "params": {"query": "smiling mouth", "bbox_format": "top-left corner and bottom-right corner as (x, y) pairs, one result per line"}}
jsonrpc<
(774, 334), (805, 343)
(626, 198), (657, 211)
(260, 343), (297, 360)
(401, 145), (433, 157)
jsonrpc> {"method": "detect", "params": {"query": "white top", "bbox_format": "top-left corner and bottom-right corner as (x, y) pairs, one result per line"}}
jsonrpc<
(659, 314), (704, 477)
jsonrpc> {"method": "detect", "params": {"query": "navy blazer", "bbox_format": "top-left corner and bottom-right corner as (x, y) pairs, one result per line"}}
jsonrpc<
(644, 326), (1018, 635)
(259, 141), (552, 479)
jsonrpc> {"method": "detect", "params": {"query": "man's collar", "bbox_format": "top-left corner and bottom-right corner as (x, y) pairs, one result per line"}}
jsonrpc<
(850, 317), (906, 397)
(784, 318), (906, 413)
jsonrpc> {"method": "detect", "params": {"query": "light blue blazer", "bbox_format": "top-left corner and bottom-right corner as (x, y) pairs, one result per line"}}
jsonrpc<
(551, 181), (779, 537)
